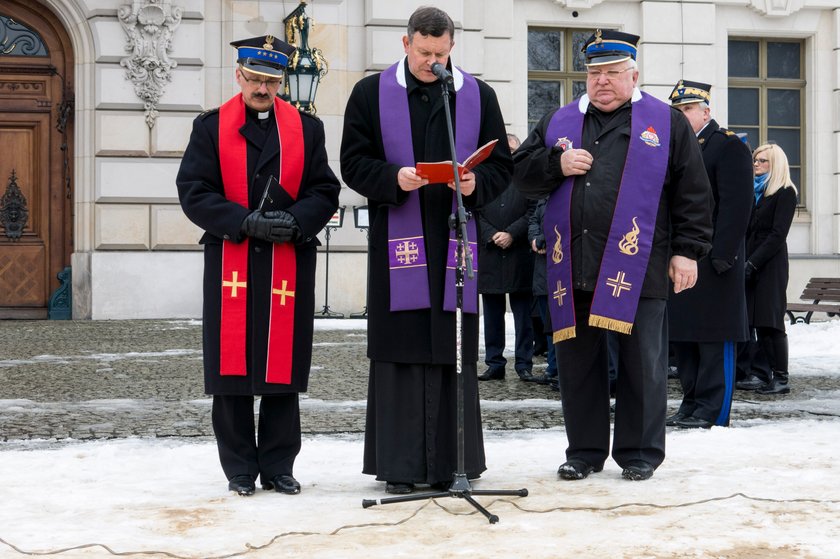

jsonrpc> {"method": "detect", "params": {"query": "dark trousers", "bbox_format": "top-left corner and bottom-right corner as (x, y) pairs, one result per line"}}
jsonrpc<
(535, 295), (558, 377)
(756, 326), (789, 373)
(555, 291), (667, 469)
(212, 393), (301, 485)
(482, 292), (535, 373)
(736, 328), (771, 382)
(673, 341), (736, 426)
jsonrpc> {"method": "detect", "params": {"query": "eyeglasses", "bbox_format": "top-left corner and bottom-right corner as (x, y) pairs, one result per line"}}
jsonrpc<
(586, 67), (633, 81)
(240, 72), (283, 87)
(753, 158), (769, 164)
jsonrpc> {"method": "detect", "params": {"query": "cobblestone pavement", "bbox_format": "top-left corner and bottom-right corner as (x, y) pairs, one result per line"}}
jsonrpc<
(1, 319), (838, 445)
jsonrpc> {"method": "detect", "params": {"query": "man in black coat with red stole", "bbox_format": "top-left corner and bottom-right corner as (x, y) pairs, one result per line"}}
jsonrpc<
(177, 35), (340, 496)
(340, 7), (511, 495)
(666, 80), (754, 429)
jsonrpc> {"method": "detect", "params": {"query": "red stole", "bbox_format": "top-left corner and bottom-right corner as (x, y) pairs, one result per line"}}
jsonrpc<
(218, 94), (304, 383)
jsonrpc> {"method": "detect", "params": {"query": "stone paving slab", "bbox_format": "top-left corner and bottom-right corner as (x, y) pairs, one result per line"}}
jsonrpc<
(1, 319), (837, 445)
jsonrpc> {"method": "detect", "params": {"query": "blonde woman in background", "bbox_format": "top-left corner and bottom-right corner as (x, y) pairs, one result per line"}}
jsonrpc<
(744, 143), (798, 395)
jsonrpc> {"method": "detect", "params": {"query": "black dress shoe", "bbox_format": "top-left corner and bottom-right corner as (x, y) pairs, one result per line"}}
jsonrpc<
(517, 369), (536, 382)
(529, 373), (552, 385)
(228, 475), (255, 496)
(385, 482), (414, 494)
(675, 415), (713, 429)
(549, 379), (560, 392)
(621, 460), (654, 481)
(557, 459), (603, 480)
(736, 374), (769, 391)
(665, 411), (689, 426)
(477, 368), (505, 381)
(262, 474), (301, 495)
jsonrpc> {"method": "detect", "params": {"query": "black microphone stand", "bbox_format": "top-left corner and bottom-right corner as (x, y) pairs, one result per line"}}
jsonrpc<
(361, 69), (527, 524)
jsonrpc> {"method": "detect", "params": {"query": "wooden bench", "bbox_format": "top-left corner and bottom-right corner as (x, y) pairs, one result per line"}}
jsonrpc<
(786, 277), (840, 324)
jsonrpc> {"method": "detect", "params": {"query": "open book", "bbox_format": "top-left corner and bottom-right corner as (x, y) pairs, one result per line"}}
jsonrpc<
(415, 139), (499, 183)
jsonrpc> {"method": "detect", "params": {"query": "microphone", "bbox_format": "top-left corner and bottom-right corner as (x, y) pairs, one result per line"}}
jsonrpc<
(430, 62), (453, 83)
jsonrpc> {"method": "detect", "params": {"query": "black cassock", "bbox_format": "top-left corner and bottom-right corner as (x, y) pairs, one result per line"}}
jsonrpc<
(340, 63), (511, 484)
(177, 106), (340, 395)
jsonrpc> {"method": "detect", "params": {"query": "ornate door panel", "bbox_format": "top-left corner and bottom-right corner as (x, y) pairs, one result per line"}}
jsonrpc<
(0, 111), (51, 312)
(0, 4), (74, 318)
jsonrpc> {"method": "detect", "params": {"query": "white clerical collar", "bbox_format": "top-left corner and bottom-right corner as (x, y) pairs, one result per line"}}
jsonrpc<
(395, 56), (465, 92)
(257, 111), (270, 120)
(577, 88), (642, 113)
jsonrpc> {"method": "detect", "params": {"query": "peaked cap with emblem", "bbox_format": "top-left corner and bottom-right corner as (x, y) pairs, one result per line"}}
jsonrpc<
(669, 79), (712, 106)
(230, 35), (295, 78)
(581, 29), (640, 66)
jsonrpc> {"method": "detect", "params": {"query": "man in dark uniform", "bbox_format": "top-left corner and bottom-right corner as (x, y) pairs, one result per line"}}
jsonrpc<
(177, 35), (340, 496)
(340, 7), (511, 495)
(666, 80), (754, 429)
(514, 30), (712, 481)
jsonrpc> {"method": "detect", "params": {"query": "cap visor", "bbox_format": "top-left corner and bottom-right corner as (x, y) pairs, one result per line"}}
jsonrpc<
(585, 53), (633, 67)
(239, 61), (285, 79)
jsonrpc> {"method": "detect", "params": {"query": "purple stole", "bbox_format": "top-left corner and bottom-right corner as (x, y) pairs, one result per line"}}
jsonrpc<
(543, 91), (670, 341)
(379, 58), (481, 313)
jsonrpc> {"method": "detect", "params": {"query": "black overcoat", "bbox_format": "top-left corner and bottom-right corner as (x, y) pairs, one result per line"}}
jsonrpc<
(177, 103), (340, 395)
(669, 120), (754, 342)
(513, 98), (713, 301)
(340, 64), (511, 364)
(527, 198), (548, 296)
(477, 182), (534, 294)
(746, 186), (797, 331)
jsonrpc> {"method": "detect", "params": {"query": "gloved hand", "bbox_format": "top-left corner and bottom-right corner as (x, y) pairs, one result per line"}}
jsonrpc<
(745, 260), (757, 282)
(711, 258), (732, 274)
(240, 210), (301, 244)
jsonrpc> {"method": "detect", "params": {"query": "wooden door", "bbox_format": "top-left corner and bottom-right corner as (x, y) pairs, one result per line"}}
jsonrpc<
(0, 3), (73, 318)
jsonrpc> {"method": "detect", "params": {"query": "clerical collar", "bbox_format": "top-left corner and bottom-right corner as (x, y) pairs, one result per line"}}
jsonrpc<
(245, 106), (271, 120)
(405, 64), (455, 94)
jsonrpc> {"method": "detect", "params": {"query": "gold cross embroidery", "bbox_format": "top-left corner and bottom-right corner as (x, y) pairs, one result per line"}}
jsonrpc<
(272, 279), (296, 305)
(222, 271), (247, 298)
(395, 241), (419, 264)
(553, 280), (567, 307)
(606, 271), (632, 298)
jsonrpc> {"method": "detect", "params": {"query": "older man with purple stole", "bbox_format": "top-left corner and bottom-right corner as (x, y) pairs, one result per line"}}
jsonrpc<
(514, 30), (712, 481)
(340, 7), (511, 495)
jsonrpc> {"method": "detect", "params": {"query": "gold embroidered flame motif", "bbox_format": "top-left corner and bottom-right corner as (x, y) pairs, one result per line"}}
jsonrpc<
(552, 225), (564, 264)
(618, 217), (640, 256)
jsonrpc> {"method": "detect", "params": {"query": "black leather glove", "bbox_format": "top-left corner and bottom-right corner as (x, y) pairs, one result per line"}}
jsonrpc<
(745, 260), (757, 282)
(711, 258), (732, 274)
(240, 210), (301, 244)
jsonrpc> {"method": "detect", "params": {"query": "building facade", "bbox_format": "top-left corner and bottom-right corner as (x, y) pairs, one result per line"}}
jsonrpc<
(0, 0), (837, 319)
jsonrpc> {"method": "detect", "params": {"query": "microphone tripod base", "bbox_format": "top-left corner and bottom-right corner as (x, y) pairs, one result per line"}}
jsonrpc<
(361, 472), (528, 524)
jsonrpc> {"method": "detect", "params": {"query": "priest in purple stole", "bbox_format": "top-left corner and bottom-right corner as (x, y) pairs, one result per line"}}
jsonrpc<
(340, 7), (511, 495)
(514, 30), (712, 481)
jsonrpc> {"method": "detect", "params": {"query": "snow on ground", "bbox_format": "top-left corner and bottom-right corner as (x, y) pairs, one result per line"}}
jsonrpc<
(1, 319), (839, 558)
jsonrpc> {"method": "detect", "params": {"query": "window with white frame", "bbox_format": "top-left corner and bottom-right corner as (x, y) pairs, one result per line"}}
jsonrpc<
(527, 28), (593, 131)
(728, 38), (805, 204)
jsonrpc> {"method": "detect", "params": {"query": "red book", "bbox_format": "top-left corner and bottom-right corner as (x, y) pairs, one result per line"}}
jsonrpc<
(415, 139), (499, 183)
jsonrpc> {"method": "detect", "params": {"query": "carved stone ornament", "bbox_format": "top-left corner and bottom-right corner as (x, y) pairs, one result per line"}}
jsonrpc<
(748, 0), (804, 17)
(118, 0), (182, 128)
(0, 169), (29, 241)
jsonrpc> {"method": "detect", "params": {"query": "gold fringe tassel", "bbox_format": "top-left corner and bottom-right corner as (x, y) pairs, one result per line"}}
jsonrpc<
(552, 326), (576, 343)
(589, 314), (634, 335)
